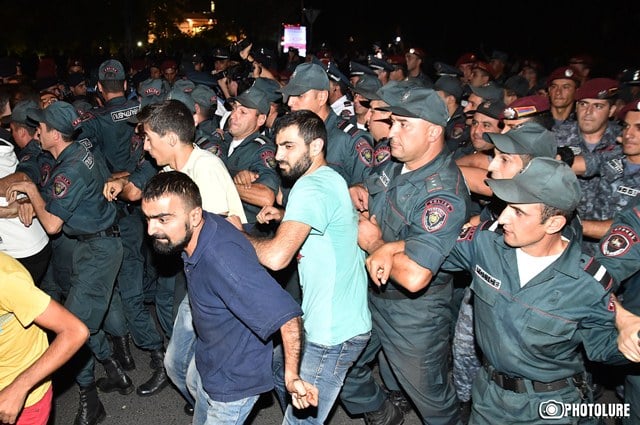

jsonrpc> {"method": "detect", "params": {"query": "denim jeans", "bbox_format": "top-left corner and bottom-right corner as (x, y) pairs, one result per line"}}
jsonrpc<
(164, 295), (200, 413)
(197, 392), (259, 425)
(274, 332), (371, 425)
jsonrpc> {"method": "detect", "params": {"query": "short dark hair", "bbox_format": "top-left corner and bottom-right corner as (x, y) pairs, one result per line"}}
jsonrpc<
(272, 109), (327, 154)
(540, 204), (573, 224)
(136, 99), (195, 144)
(99, 79), (125, 94)
(142, 170), (202, 211)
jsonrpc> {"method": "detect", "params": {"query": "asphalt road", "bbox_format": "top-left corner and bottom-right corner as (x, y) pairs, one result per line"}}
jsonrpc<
(47, 314), (622, 425)
(48, 336), (425, 425)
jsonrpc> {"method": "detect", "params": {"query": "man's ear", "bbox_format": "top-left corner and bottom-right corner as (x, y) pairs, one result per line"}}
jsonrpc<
(310, 138), (324, 157)
(544, 214), (567, 234)
(189, 206), (203, 228)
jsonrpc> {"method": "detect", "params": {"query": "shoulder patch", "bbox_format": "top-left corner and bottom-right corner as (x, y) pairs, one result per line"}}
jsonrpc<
(355, 139), (373, 166)
(583, 257), (614, 292)
(600, 225), (638, 257)
(77, 111), (95, 123)
(373, 145), (391, 167)
(424, 173), (444, 193)
(457, 225), (477, 241)
(52, 175), (71, 198)
(260, 150), (277, 169)
(422, 197), (454, 232)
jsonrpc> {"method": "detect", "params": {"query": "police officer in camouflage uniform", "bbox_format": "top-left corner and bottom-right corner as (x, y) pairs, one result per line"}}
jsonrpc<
(442, 157), (626, 425)
(77, 59), (165, 396)
(340, 86), (470, 425)
(555, 78), (622, 222)
(574, 100), (640, 255)
(6, 101), (129, 425)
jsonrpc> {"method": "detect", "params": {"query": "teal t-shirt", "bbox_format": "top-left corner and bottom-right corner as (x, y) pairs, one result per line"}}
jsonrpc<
(283, 166), (371, 345)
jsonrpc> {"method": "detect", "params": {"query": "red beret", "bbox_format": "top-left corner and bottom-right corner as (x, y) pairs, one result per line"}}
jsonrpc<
(455, 52), (478, 68)
(617, 100), (640, 120)
(574, 78), (618, 101)
(546, 66), (581, 87)
(472, 61), (496, 79)
(503, 95), (550, 119)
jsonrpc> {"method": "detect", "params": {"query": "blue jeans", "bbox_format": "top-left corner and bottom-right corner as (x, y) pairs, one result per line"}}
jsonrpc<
(197, 392), (259, 425)
(274, 332), (371, 425)
(164, 295), (200, 412)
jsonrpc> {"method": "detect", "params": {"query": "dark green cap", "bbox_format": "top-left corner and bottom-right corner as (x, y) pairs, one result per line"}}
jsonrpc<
(167, 87), (196, 114)
(381, 86), (449, 127)
(27, 101), (79, 135)
(2, 99), (38, 126)
(252, 77), (283, 103)
(487, 157), (581, 211)
(278, 63), (329, 99)
(483, 122), (557, 158)
(230, 87), (270, 115)
(350, 73), (382, 100)
(98, 59), (126, 81)
(191, 85), (217, 107)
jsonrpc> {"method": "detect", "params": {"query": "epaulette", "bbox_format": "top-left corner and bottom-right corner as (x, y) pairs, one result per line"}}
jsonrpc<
(337, 119), (360, 137)
(583, 257), (614, 292)
(424, 173), (443, 193)
(253, 136), (269, 146)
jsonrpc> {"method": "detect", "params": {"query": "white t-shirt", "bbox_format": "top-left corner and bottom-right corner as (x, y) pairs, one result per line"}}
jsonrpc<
(0, 139), (49, 258)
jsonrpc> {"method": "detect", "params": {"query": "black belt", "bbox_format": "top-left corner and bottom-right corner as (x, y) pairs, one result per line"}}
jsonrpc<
(484, 363), (585, 394)
(74, 224), (121, 241)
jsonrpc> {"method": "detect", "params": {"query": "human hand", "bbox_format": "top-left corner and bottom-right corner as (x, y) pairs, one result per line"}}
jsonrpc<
(0, 383), (28, 425)
(285, 377), (318, 410)
(349, 184), (369, 213)
(233, 170), (259, 188)
(256, 205), (283, 224)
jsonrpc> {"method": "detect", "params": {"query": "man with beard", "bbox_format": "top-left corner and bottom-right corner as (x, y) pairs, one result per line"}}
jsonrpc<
(140, 171), (317, 424)
(232, 110), (371, 424)
(104, 99), (246, 419)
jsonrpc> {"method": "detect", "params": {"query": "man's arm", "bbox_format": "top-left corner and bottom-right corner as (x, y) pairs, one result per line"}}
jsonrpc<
(582, 219), (614, 240)
(0, 172), (31, 195)
(247, 219), (311, 271)
(0, 299), (89, 424)
(358, 213), (432, 291)
(614, 299), (640, 362)
(235, 182), (276, 208)
(279, 316), (318, 409)
(6, 180), (63, 234)
(458, 165), (492, 197)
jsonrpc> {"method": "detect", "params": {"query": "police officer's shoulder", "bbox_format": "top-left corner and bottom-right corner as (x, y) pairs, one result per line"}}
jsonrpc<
(580, 255), (615, 292)
(338, 117), (374, 142)
(252, 135), (271, 146)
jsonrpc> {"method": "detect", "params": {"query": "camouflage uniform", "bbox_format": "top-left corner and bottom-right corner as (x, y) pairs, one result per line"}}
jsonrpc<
(555, 120), (621, 218)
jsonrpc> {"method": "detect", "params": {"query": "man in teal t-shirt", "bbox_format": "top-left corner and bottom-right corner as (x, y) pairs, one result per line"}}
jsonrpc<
(239, 110), (371, 425)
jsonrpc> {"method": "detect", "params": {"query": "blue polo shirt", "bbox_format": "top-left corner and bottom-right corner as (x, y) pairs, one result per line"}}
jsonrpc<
(183, 212), (302, 402)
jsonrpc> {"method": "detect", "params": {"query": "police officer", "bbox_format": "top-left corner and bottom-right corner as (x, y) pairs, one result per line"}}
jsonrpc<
(555, 78), (621, 249)
(215, 87), (279, 236)
(76, 59), (165, 396)
(340, 86), (470, 425)
(6, 101), (129, 425)
(279, 62), (374, 187)
(442, 157), (625, 424)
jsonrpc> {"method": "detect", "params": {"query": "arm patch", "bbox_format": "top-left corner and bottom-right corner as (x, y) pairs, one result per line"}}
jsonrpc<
(583, 257), (614, 292)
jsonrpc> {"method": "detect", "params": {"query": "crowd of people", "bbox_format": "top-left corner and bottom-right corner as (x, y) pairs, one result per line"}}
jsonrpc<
(1, 37), (640, 425)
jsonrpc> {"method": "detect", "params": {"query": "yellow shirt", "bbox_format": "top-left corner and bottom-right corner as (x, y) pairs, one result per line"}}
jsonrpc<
(0, 252), (51, 407)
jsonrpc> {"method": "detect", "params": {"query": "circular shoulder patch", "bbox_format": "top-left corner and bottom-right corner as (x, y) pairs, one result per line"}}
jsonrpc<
(422, 198), (454, 232)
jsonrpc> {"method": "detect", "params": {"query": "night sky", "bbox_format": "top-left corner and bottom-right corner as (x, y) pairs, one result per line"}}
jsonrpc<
(2, 0), (639, 78)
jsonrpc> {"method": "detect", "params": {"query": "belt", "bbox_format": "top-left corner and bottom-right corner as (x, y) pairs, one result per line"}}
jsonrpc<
(483, 363), (585, 394)
(74, 224), (121, 241)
